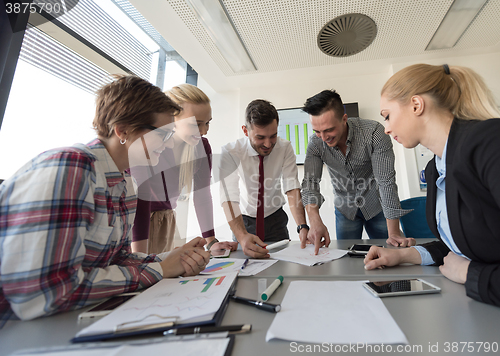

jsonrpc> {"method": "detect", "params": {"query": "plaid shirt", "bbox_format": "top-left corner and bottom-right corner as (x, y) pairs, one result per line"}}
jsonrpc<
(302, 117), (409, 221)
(0, 139), (163, 327)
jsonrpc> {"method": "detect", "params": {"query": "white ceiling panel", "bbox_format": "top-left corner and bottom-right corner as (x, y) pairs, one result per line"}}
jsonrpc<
(132, 0), (500, 89)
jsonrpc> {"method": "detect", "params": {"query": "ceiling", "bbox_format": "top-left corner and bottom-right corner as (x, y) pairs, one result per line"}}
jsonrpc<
(129, 0), (500, 92)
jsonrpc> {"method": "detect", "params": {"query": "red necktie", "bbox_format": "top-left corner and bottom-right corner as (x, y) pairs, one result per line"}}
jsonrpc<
(256, 155), (265, 241)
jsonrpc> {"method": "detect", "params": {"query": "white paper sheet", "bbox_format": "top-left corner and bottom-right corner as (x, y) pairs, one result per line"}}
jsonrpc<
(269, 244), (348, 266)
(76, 272), (238, 338)
(238, 259), (278, 276)
(12, 336), (230, 356)
(266, 280), (408, 345)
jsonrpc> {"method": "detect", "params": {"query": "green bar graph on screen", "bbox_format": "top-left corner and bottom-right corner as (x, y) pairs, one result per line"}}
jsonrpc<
(286, 124), (290, 141)
(303, 123), (308, 151)
(295, 125), (300, 154)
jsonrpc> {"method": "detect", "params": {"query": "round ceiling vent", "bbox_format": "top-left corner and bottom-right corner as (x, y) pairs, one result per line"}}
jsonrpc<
(317, 13), (377, 57)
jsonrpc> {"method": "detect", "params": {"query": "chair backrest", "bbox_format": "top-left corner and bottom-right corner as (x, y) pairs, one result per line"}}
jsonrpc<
(399, 196), (435, 239)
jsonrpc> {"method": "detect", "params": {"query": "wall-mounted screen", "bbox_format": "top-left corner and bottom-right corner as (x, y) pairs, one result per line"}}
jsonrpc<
(277, 103), (359, 164)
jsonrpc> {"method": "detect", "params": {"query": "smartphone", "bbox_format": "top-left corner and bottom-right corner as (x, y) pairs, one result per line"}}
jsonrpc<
(211, 249), (231, 258)
(347, 244), (382, 257)
(78, 293), (139, 320)
(363, 279), (441, 298)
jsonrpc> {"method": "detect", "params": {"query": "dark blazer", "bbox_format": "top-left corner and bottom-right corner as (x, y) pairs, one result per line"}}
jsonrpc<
(420, 118), (500, 307)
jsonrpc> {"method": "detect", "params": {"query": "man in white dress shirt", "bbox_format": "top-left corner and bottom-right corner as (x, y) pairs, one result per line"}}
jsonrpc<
(219, 100), (321, 258)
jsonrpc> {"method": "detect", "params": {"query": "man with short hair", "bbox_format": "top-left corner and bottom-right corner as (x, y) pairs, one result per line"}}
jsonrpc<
(219, 99), (315, 258)
(301, 90), (413, 248)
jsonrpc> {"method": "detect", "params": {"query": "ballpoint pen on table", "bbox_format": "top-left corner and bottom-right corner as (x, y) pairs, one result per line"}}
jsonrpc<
(164, 324), (252, 336)
(240, 259), (249, 270)
(231, 295), (281, 313)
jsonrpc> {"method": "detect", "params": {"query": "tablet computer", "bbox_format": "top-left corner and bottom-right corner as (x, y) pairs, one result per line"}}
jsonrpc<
(363, 279), (441, 298)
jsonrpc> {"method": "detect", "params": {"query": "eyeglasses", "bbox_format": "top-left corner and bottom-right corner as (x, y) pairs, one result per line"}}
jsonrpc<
(139, 124), (175, 142)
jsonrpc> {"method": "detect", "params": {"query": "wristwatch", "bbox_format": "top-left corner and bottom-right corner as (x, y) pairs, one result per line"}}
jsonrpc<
(297, 224), (310, 234)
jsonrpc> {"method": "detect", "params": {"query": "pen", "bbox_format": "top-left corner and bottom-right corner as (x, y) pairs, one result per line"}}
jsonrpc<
(241, 258), (249, 270)
(261, 275), (284, 301)
(164, 324), (252, 336)
(265, 239), (290, 250)
(231, 295), (281, 313)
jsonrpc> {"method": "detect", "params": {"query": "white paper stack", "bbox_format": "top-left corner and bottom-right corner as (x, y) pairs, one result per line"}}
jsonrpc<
(269, 244), (348, 266)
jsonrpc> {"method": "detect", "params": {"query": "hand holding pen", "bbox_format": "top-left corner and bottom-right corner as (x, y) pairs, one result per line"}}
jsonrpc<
(265, 240), (290, 251)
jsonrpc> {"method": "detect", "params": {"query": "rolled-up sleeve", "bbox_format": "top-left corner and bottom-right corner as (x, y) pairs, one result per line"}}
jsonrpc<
(219, 145), (241, 205)
(370, 124), (410, 219)
(301, 137), (325, 208)
(281, 143), (301, 193)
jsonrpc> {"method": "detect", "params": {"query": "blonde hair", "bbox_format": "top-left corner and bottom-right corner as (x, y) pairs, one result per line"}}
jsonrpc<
(164, 84), (211, 193)
(381, 64), (500, 121)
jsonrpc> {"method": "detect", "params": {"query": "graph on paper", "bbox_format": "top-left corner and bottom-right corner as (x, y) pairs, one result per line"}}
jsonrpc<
(202, 262), (235, 274)
(178, 276), (227, 293)
(76, 272), (238, 338)
(200, 258), (246, 275)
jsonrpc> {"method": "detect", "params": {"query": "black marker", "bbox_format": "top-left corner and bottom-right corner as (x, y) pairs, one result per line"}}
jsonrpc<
(164, 324), (251, 336)
(231, 295), (281, 313)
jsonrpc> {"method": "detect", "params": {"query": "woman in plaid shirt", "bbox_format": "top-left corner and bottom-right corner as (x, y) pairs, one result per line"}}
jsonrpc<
(0, 76), (210, 327)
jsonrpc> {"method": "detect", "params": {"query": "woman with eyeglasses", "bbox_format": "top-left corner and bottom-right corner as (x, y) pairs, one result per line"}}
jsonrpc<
(364, 64), (500, 307)
(131, 84), (238, 254)
(0, 76), (210, 325)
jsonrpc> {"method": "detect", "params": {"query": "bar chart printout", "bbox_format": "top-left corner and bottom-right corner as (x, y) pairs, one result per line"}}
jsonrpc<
(201, 276), (226, 293)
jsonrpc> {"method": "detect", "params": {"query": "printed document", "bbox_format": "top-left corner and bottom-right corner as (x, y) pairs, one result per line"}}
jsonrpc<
(270, 244), (347, 266)
(76, 272), (238, 338)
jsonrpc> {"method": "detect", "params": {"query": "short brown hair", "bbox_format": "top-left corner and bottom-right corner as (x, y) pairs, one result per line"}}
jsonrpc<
(245, 99), (279, 128)
(93, 75), (181, 137)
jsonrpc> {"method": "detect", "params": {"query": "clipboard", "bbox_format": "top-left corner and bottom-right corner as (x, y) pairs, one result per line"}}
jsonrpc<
(71, 273), (238, 343)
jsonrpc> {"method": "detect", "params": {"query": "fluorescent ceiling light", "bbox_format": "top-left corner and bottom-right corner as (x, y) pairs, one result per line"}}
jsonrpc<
(426, 0), (489, 50)
(185, 0), (256, 73)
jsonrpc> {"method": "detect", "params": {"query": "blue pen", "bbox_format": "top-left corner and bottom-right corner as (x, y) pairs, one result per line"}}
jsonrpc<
(241, 259), (249, 270)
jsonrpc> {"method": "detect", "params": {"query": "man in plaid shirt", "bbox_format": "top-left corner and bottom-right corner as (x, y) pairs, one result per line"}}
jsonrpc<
(0, 76), (210, 327)
(301, 90), (413, 250)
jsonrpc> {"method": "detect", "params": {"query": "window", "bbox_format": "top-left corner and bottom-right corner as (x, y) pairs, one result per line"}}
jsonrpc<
(0, 0), (189, 179)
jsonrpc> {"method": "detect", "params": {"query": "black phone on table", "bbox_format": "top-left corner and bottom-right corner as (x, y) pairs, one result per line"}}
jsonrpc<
(78, 293), (139, 320)
(347, 243), (383, 257)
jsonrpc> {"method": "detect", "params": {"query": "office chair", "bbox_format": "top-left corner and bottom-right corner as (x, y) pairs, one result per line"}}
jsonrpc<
(399, 196), (435, 239)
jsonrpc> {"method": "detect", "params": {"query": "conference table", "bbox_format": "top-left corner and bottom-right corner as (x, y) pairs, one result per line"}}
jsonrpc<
(1, 239), (499, 356)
